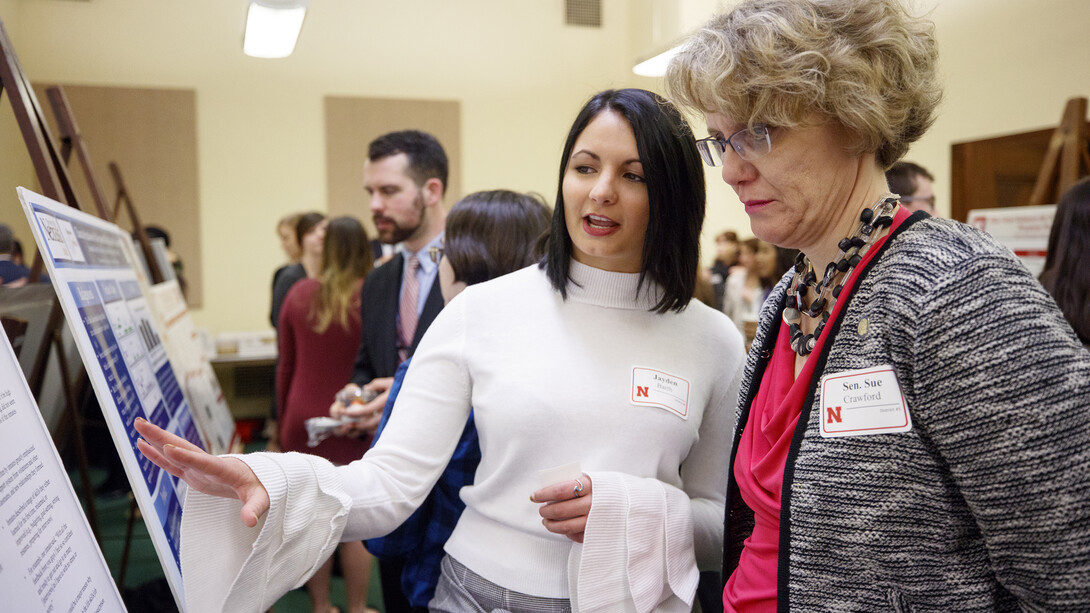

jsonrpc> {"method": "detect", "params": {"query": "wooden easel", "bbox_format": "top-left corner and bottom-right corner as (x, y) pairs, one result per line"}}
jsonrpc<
(46, 86), (111, 219)
(108, 161), (166, 284)
(107, 161), (171, 588)
(1028, 96), (1090, 206)
(44, 86), (165, 285)
(0, 18), (102, 540)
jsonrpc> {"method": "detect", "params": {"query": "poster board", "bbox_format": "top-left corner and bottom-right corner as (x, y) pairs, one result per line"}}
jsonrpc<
(17, 186), (197, 611)
(147, 280), (237, 455)
(0, 327), (126, 612)
(131, 238), (177, 286)
(966, 204), (1056, 277)
(0, 285), (84, 436)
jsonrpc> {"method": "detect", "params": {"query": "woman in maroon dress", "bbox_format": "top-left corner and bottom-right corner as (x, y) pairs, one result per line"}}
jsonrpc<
(277, 215), (376, 613)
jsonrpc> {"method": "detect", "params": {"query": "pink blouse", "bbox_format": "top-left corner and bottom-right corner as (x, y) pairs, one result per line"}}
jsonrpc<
(724, 207), (911, 612)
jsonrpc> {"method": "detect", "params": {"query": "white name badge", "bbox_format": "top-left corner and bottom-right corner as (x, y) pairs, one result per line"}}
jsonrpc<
(818, 365), (912, 437)
(631, 367), (690, 418)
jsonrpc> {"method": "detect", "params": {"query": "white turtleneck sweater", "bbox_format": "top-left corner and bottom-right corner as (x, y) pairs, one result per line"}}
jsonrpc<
(179, 262), (745, 612)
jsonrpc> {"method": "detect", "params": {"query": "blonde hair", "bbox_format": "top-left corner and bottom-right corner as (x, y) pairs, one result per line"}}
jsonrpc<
(665, 0), (942, 168)
(311, 217), (373, 334)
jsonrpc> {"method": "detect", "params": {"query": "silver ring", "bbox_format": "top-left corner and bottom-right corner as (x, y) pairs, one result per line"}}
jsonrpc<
(573, 478), (584, 497)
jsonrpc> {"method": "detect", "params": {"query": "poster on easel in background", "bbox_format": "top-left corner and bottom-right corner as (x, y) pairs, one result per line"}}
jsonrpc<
(967, 204), (1056, 277)
(18, 186), (198, 612)
(146, 279), (237, 455)
(0, 284), (76, 434)
(122, 235), (236, 454)
(0, 324), (127, 612)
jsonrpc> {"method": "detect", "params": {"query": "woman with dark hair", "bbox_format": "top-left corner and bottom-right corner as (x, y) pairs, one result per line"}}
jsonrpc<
(270, 212), (304, 326)
(708, 230), (741, 310)
(715, 230), (740, 270)
(440, 190), (551, 287)
(135, 89), (745, 612)
(1040, 176), (1090, 347)
(277, 216), (376, 613)
(544, 89), (707, 314)
(270, 211), (326, 328)
(666, 0), (1090, 609)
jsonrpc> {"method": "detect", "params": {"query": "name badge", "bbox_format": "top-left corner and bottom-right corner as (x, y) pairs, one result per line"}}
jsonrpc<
(818, 365), (911, 437)
(631, 367), (690, 418)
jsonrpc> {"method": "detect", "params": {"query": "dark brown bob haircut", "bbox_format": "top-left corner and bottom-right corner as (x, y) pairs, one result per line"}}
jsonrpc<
(445, 190), (551, 287)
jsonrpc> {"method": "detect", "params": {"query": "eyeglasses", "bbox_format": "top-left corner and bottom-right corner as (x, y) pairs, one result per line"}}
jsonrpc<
(428, 245), (444, 264)
(695, 124), (772, 167)
(900, 195), (936, 206)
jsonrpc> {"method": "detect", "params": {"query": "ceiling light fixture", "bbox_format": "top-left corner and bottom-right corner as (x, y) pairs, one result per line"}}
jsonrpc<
(243, 0), (308, 59)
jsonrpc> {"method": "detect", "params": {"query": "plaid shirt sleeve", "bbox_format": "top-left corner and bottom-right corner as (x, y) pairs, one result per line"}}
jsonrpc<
(364, 359), (482, 608)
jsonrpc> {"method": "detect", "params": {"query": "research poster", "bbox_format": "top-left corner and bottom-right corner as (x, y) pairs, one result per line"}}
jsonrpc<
(0, 329), (127, 612)
(18, 187), (198, 611)
(967, 204), (1056, 277)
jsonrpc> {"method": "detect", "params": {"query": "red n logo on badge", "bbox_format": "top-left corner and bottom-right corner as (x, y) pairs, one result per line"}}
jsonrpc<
(636, 386), (649, 398)
(826, 406), (842, 423)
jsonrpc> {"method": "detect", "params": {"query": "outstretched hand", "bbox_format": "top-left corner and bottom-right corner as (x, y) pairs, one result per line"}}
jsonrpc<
(134, 417), (271, 527)
(532, 475), (593, 543)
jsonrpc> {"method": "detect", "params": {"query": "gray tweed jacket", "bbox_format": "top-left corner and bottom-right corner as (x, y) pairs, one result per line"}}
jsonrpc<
(725, 212), (1090, 611)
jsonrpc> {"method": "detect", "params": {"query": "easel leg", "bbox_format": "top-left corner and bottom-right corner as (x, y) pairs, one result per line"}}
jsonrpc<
(118, 495), (138, 589)
(54, 332), (100, 539)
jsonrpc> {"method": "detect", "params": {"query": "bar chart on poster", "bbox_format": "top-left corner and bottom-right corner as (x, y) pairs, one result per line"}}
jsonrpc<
(18, 186), (201, 611)
(0, 329), (126, 612)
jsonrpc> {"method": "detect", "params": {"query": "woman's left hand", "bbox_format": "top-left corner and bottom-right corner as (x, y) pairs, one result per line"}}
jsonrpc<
(532, 475), (593, 543)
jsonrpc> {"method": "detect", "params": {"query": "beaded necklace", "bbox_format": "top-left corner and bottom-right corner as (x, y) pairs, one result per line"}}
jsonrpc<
(783, 194), (899, 356)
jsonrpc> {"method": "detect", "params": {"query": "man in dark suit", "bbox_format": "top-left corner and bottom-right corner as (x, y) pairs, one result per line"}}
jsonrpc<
(331, 130), (448, 613)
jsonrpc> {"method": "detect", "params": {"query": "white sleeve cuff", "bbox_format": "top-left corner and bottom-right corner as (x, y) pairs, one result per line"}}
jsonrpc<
(180, 452), (351, 613)
(568, 471), (699, 613)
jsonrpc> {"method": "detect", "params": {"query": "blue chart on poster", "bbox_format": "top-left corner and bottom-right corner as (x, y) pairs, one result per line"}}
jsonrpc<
(18, 187), (198, 611)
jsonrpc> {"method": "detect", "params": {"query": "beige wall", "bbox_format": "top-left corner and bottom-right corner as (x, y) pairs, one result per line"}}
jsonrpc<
(911, 0), (1090, 218)
(1, 0), (1088, 333)
(0, 0), (34, 257)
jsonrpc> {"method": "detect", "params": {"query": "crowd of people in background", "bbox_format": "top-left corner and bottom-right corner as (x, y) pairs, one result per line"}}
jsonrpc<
(3, 0), (1082, 611)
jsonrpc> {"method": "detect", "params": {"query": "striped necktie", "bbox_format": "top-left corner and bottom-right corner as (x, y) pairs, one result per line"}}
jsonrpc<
(397, 254), (420, 363)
